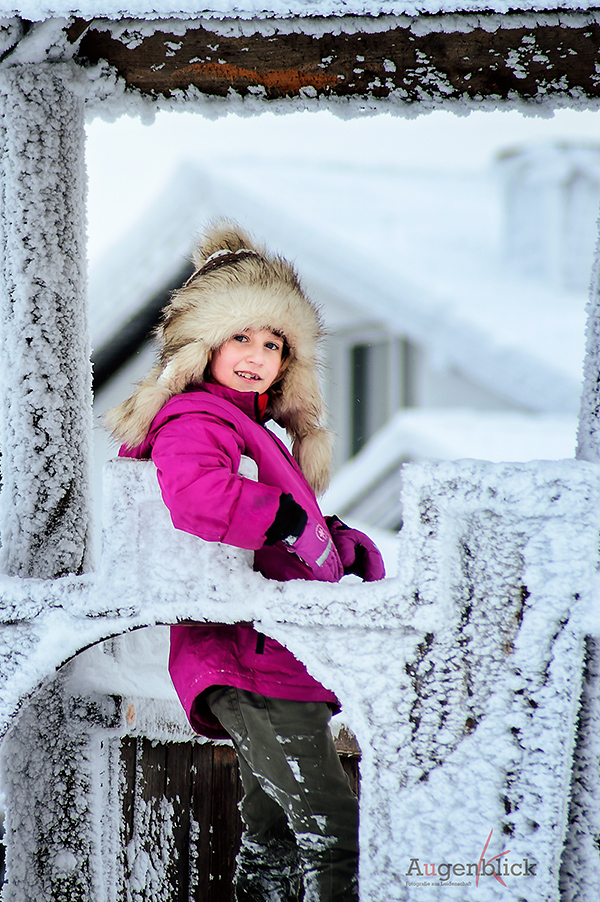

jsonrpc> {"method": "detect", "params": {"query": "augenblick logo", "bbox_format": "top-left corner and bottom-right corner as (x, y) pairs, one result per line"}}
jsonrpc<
(405, 829), (536, 889)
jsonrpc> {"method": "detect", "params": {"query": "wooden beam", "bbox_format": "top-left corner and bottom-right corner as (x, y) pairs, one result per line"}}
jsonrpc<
(71, 12), (600, 104)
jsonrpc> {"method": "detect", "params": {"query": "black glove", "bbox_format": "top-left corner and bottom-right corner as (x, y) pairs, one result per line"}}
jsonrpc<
(264, 493), (308, 545)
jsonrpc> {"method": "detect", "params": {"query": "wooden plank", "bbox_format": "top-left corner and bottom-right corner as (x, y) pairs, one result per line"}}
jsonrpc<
(140, 736), (167, 804)
(121, 736), (137, 848)
(339, 755), (361, 798)
(334, 725), (361, 757)
(165, 741), (193, 902)
(190, 742), (214, 901)
(137, 740), (176, 902)
(209, 745), (241, 902)
(71, 13), (600, 104)
(119, 736), (138, 902)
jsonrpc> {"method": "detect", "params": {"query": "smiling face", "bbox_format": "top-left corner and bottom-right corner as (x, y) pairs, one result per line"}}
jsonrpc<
(210, 328), (285, 393)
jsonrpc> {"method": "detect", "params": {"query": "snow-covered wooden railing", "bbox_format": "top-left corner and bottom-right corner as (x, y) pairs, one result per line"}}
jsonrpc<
(1, 456), (599, 901)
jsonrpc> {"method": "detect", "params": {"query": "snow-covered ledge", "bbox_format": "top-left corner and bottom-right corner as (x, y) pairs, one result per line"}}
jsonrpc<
(0, 456), (599, 900)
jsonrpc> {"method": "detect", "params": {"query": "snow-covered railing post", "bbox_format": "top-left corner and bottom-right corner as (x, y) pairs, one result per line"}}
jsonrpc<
(0, 61), (93, 902)
(577, 214), (600, 463)
(0, 62), (92, 580)
(561, 210), (600, 898)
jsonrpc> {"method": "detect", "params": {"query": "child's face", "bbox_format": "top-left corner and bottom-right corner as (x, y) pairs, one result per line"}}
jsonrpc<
(210, 328), (284, 393)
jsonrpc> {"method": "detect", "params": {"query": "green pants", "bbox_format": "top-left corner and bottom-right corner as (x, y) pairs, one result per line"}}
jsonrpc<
(205, 687), (359, 902)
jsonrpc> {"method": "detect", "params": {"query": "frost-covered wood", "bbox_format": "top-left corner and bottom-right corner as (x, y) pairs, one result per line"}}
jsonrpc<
(0, 63), (93, 579)
(0, 677), (119, 902)
(577, 223), (600, 463)
(570, 172), (600, 902)
(1, 13), (600, 111)
(560, 638), (600, 901)
(0, 457), (598, 900)
(69, 11), (600, 107)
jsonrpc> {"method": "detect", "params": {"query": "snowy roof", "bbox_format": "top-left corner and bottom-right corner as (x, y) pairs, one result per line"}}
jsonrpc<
(89, 153), (587, 415)
(89, 164), (206, 352)
(3, 0), (599, 20)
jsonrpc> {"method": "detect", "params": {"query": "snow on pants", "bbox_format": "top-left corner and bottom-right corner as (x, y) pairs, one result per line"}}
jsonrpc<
(205, 687), (359, 902)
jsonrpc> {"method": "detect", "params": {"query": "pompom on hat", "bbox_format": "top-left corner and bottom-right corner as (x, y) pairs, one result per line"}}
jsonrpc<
(104, 220), (333, 495)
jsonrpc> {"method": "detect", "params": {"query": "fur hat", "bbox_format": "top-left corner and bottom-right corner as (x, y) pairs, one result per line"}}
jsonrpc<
(104, 220), (332, 495)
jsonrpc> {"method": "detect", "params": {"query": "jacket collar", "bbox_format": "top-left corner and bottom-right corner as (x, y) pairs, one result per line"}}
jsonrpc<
(189, 382), (269, 424)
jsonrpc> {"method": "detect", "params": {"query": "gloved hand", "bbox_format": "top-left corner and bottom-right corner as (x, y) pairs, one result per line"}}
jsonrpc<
(326, 516), (386, 581)
(283, 515), (344, 583)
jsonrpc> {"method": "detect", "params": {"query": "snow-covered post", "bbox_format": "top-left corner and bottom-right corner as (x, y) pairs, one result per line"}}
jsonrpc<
(0, 61), (94, 901)
(0, 63), (92, 579)
(577, 218), (600, 461)
(563, 214), (600, 895)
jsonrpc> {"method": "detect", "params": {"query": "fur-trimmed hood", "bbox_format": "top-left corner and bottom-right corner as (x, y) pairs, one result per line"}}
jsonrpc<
(104, 220), (332, 495)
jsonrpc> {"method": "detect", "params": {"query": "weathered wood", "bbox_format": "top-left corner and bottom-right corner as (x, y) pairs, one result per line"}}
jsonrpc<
(340, 755), (361, 798)
(121, 737), (358, 900)
(334, 724), (361, 757)
(121, 736), (137, 847)
(72, 13), (600, 104)
(165, 741), (193, 902)
(209, 745), (242, 902)
(140, 735), (167, 803)
(190, 741), (215, 900)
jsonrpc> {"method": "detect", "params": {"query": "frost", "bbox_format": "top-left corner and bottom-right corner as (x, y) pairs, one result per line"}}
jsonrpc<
(126, 795), (177, 901)
(0, 63), (93, 579)
(0, 3), (599, 22)
(0, 10), (599, 900)
(577, 222), (600, 462)
(0, 457), (598, 898)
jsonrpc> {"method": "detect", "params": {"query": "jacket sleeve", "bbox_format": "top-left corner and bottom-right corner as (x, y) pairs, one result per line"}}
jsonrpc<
(150, 410), (283, 550)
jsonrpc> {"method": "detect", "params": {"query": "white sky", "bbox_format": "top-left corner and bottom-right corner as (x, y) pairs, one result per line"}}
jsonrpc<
(86, 106), (600, 265)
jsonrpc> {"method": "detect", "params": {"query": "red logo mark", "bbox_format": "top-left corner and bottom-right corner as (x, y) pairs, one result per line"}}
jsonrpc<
(476, 828), (510, 888)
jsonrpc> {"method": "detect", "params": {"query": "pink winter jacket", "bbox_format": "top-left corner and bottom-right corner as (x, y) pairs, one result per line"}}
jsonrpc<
(119, 382), (340, 737)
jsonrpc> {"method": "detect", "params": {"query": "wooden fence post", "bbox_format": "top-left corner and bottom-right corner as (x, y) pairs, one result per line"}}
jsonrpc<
(562, 206), (600, 897)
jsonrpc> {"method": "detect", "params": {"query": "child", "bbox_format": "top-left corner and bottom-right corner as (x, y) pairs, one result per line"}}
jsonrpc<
(105, 221), (385, 902)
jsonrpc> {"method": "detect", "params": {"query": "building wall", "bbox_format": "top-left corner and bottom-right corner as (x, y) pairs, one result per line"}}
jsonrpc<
(323, 328), (522, 474)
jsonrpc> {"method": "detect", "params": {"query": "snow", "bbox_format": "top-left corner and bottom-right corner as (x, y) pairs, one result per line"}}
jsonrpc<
(209, 157), (588, 409)
(0, 10), (597, 122)
(1, 454), (599, 898)
(0, 18), (599, 900)
(88, 164), (208, 352)
(561, 638), (600, 901)
(2, 0), (600, 20)
(125, 794), (177, 901)
(577, 234), (600, 462)
(0, 63), (93, 579)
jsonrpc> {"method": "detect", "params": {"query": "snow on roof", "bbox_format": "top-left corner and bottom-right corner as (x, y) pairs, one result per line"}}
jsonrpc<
(321, 407), (578, 515)
(2, 0), (599, 21)
(89, 163), (205, 351)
